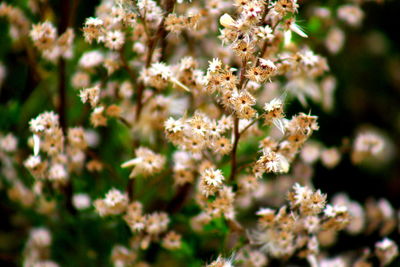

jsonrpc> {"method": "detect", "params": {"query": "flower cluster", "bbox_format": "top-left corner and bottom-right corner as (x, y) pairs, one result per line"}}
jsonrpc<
(30, 21), (74, 62)
(24, 112), (89, 190)
(165, 112), (234, 155)
(0, 0), (398, 266)
(121, 147), (166, 178)
(23, 228), (58, 267)
(253, 183), (349, 259)
(123, 201), (173, 250)
(94, 188), (129, 216)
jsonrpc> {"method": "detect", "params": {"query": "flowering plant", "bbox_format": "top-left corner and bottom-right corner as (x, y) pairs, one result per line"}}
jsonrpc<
(0, 0), (399, 266)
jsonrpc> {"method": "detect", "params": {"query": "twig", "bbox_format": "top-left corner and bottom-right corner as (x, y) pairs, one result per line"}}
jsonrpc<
(117, 116), (133, 128)
(227, 8), (279, 183)
(229, 58), (248, 182)
(166, 183), (192, 213)
(68, 0), (81, 28)
(127, 179), (135, 201)
(238, 58), (248, 89)
(135, 0), (176, 121)
(57, 0), (80, 215)
(236, 161), (254, 174)
(229, 116), (240, 182)
(239, 115), (262, 135)
(58, 59), (67, 132)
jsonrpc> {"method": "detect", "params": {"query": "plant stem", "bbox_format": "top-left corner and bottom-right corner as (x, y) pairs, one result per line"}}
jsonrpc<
(127, 179), (135, 201)
(128, 0), (176, 201)
(229, 116), (240, 182)
(58, 0), (80, 215)
(135, 0), (176, 121)
(58, 59), (67, 132)
(238, 59), (248, 89)
(239, 115), (261, 135)
(229, 58), (248, 182)
(119, 48), (137, 83)
(166, 183), (192, 213)
(228, 13), (276, 182)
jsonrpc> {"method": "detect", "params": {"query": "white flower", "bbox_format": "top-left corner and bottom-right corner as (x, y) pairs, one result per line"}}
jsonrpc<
(165, 117), (184, 133)
(259, 59), (277, 72)
(105, 30), (125, 50)
(324, 204), (348, 217)
(121, 147), (165, 177)
(354, 132), (384, 154)
(256, 208), (275, 216)
(29, 111), (59, 133)
(208, 58), (222, 73)
(30, 227), (52, 247)
(264, 98), (282, 113)
(149, 62), (172, 80)
(85, 17), (103, 27)
(300, 50), (319, 67)
(48, 164), (68, 182)
(0, 133), (17, 152)
(255, 25), (274, 40)
(375, 238), (398, 266)
(293, 183), (312, 205)
(72, 193), (91, 210)
(79, 85), (100, 107)
(105, 188), (128, 207)
(376, 238), (396, 250)
(79, 50), (104, 68)
(337, 5), (364, 27)
(24, 155), (42, 169)
(199, 168), (225, 196)
(203, 168), (224, 186)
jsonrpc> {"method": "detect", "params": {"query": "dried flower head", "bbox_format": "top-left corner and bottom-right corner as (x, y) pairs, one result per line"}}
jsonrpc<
(199, 168), (225, 197)
(94, 188), (128, 216)
(121, 147), (166, 178)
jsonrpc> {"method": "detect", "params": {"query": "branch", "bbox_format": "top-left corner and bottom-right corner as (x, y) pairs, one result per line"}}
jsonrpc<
(135, 0), (176, 121)
(239, 115), (261, 135)
(57, 0), (80, 215)
(166, 183), (192, 213)
(229, 58), (248, 182)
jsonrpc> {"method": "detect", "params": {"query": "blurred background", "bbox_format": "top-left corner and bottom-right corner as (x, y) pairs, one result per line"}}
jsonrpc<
(0, 0), (400, 266)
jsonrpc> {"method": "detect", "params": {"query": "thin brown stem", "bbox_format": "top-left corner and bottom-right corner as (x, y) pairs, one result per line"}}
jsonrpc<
(118, 116), (133, 128)
(227, 10), (277, 184)
(236, 161), (253, 174)
(127, 179), (135, 201)
(58, 58), (67, 132)
(68, 0), (80, 28)
(57, 0), (69, 131)
(58, 0), (80, 215)
(229, 116), (240, 182)
(239, 115), (261, 135)
(238, 58), (248, 89)
(135, 0), (176, 121)
(119, 48), (137, 82)
(129, 0), (176, 202)
(229, 57), (249, 182)
(24, 38), (43, 87)
(135, 83), (145, 122)
(166, 183), (192, 213)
